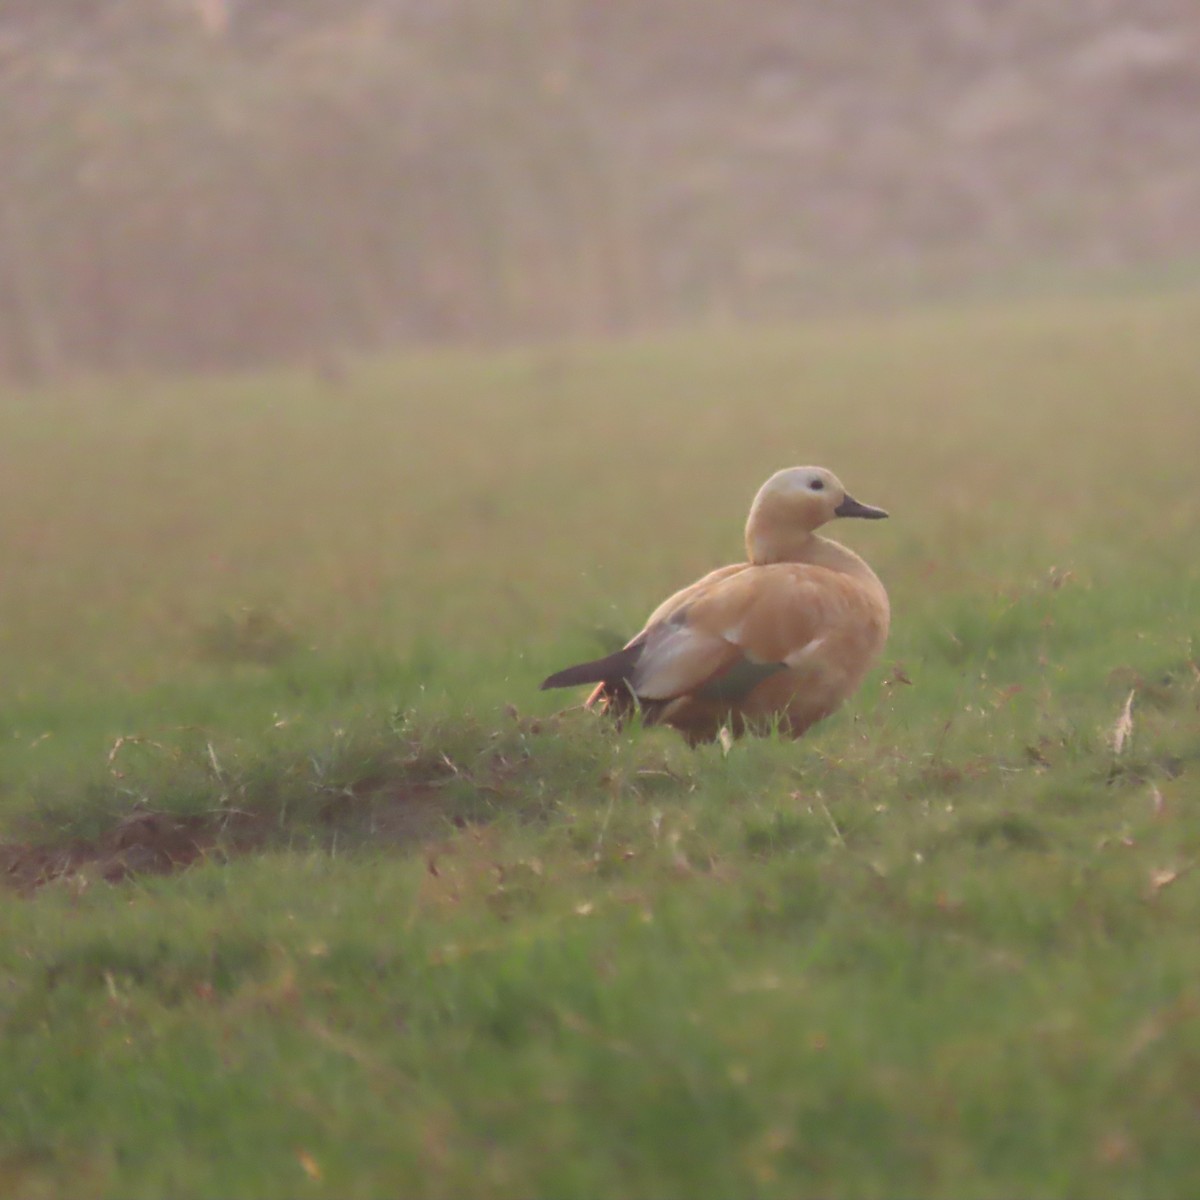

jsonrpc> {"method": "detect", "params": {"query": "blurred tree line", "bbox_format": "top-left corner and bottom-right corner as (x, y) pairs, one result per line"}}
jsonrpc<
(0, 0), (669, 379)
(2, 0), (1197, 380)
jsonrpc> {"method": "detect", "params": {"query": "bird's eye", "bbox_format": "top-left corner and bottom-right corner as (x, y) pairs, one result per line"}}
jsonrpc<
(809, 479), (825, 491)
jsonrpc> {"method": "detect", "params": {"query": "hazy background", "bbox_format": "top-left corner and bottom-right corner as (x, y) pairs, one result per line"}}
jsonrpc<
(2, 0), (1198, 380)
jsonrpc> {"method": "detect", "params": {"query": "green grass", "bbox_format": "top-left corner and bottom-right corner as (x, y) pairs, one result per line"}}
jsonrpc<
(2, 288), (1200, 1198)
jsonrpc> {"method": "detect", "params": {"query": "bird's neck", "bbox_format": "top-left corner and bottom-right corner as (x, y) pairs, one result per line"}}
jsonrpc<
(747, 528), (884, 592)
(745, 522), (814, 566)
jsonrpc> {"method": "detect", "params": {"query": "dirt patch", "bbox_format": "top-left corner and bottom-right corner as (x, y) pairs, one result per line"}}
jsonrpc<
(0, 809), (269, 894)
(0, 779), (478, 896)
(0, 735), (548, 896)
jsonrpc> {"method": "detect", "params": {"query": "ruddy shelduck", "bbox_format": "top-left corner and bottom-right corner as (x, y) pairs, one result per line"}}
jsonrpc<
(541, 466), (890, 744)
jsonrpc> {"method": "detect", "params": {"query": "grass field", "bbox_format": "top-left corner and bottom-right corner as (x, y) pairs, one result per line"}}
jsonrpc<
(2, 288), (1199, 1198)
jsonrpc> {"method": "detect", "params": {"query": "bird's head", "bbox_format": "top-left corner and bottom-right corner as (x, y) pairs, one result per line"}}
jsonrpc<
(745, 466), (888, 563)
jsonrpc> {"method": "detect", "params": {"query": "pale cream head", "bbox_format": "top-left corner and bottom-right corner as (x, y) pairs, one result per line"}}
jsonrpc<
(744, 466), (888, 564)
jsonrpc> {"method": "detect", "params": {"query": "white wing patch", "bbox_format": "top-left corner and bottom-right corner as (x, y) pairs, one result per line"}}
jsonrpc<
(720, 619), (749, 644)
(631, 622), (731, 701)
(784, 636), (827, 668)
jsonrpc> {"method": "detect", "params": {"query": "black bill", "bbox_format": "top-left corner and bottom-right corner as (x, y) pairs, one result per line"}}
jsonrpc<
(834, 494), (889, 520)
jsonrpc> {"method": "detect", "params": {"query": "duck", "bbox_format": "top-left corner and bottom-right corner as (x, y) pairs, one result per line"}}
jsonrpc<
(540, 466), (890, 744)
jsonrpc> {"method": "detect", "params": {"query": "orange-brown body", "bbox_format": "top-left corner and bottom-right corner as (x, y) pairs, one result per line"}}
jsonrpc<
(542, 466), (890, 745)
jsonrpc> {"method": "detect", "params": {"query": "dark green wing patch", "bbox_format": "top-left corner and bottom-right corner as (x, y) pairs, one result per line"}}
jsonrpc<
(695, 657), (787, 702)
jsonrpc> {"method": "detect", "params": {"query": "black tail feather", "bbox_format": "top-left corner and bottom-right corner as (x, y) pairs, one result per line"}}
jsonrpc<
(540, 643), (641, 691)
